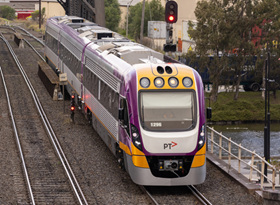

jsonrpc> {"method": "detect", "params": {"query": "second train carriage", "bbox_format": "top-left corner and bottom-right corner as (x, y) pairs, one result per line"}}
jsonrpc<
(44, 16), (208, 186)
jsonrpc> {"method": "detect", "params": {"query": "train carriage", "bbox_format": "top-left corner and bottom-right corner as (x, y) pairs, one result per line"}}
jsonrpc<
(44, 16), (208, 186)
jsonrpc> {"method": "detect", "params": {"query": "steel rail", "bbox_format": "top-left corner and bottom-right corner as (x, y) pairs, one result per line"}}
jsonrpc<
(0, 66), (36, 205)
(0, 36), (88, 204)
(21, 33), (45, 46)
(187, 185), (212, 205)
(139, 186), (159, 205)
(0, 25), (16, 32)
(14, 25), (45, 46)
(23, 38), (45, 61)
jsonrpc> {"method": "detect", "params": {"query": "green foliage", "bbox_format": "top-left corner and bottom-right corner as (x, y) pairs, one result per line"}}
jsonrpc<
(31, 8), (46, 23)
(105, 0), (121, 32)
(0, 5), (15, 20)
(186, 0), (280, 104)
(128, 0), (164, 40)
(210, 90), (280, 122)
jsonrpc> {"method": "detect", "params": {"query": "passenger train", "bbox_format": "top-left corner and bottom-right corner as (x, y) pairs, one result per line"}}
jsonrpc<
(44, 16), (208, 186)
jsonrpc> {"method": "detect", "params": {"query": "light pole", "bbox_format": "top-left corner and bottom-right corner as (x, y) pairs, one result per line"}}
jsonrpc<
(126, 0), (134, 38)
(39, 0), (41, 29)
(264, 49), (271, 181)
(140, 0), (146, 44)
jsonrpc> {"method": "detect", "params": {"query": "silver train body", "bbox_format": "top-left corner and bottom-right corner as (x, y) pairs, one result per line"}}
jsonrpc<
(44, 16), (206, 186)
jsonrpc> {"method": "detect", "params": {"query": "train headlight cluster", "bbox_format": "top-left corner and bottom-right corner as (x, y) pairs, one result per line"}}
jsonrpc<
(140, 77), (150, 88)
(198, 124), (205, 151)
(183, 77), (193, 88)
(131, 124), (142, 151)
(140, 77), (193, 88)
(168, 77), (178, 88)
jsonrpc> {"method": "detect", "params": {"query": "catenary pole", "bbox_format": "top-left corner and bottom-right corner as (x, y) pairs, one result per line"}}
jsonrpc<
(264, 59), (268, 181)
(39, 0), (41, 29)
(140, 0), (145, 44)
(126, 0), (134, 38)
(95, 0), (105, 27)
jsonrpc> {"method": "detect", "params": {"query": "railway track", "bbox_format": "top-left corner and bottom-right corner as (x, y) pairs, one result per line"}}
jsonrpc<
(187, 185), (212, 205)
(142, 185), (213, 205)
(0, 31), (87, 204)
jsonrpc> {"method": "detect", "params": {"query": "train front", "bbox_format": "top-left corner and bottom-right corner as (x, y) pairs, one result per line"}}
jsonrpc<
(121, 63), (206, 186)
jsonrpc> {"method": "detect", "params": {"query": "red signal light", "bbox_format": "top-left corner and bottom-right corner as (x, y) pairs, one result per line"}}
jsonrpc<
(71, 95), (75, 99)
(71, 106), (75, 111)
(169, 16), (174, 22)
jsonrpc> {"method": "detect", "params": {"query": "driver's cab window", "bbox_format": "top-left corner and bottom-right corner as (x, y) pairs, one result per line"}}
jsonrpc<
(120, 98), (130, 136)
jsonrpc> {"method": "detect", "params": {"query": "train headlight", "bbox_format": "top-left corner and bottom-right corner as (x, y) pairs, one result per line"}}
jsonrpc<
(198, 124), (205, 151)
(168, 77), (178, 88)
(154, 77), (164, 88)
(183, 77), (193, 88)
(140, 77), (150, 88)
(131, 124), (143, 151)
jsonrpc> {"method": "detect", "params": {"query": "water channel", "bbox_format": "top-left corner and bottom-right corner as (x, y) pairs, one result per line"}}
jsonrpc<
(207, 123), (280, 157)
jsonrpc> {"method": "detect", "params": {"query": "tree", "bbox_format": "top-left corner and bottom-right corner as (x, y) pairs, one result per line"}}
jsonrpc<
(225, 0), (257, 100)
(188, 0), (231, 102)
(105, 0), (121, 32)
(128, 0), (164, 40)
(31, 8), (46, 23)
(253, 0), (280, 99)
(0, 5), (15, 20)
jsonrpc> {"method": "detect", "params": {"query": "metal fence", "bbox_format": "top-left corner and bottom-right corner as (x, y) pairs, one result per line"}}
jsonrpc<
(207, 126), (278, 190)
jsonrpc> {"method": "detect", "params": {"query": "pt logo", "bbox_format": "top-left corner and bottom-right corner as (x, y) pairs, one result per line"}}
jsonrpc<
(164, 141), (177, 149)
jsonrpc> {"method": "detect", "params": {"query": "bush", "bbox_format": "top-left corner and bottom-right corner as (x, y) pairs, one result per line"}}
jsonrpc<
(0, 5), (15, 20)
(31, 7), (45, 23)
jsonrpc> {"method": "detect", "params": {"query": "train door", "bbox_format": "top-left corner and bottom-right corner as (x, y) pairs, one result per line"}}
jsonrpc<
(119, 98), (130, 140)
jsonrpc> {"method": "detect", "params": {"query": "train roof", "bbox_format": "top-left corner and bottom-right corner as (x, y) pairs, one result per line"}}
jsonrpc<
(48, 16), (164, 66)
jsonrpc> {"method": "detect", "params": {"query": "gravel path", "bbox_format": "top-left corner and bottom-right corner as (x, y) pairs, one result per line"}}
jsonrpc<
(0, 24), (262, 205)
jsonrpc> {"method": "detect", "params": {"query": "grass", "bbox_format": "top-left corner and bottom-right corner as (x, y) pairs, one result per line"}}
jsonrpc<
(0, 17), (10, 25)
(207, 90), (280, 122)
(3, 19), (46, 33)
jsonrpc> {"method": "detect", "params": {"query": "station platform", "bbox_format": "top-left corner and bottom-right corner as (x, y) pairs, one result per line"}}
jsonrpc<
(207, 152), (280, 204)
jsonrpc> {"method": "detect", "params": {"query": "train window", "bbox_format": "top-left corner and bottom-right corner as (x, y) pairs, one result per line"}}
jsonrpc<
(120, 98), (130, 136)
(139, 91), (197, 131)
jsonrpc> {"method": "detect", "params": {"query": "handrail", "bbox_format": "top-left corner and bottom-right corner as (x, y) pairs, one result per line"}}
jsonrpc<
(207, 126), (278, 190)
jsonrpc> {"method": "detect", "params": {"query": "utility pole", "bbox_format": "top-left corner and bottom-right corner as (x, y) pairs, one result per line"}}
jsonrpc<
(39, 0), (41, 29)
(95, 0), (105, 27)
(264, 49), (273, 181)
(140, 0), (145, 44)
(126, 0), (134, 38)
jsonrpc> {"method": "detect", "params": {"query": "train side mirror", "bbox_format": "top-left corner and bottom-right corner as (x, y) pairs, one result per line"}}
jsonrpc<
(207, 107), (212, 119)
(119, 108), (124, 120)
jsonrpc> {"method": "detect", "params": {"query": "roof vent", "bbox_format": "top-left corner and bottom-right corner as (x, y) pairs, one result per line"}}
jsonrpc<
(72, 19), (84, 23)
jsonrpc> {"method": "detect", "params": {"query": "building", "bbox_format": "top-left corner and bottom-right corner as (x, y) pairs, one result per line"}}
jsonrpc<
(0, 0), (65, 20)
(37, 0), (65, 19)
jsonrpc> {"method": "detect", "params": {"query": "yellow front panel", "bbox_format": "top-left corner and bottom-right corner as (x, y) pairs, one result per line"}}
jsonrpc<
(132, 155), (149, 168)
(131, 142), (145, 156)
(196, 143), (206, 155)
(191, 155), (205, 168)
(119, 141), (131, 156)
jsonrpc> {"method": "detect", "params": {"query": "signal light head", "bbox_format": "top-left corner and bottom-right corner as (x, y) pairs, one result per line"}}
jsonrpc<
(165, 1), (178, 23)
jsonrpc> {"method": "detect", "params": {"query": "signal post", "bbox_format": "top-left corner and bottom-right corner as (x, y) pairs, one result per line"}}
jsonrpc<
(164, 1), (178, 53)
